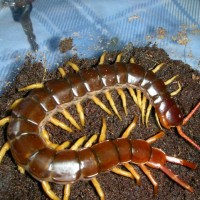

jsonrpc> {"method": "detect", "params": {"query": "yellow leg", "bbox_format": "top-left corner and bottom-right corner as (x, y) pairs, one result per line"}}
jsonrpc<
(99, 52), (106, 65)
(56, 141), (71, 151)
(105, 91), (122, 120)
(0, 142), (10, 163)
(141, 95), (147, 124)
(92, 96), (113, 116)
(70, 136), (87, 150)
(17, 165), (25, 174)
(18, 83), (44, 91)
(66, 61), (80, 72)
(117, 88), (127, 115)
(130, 57), (135, 63)
(164, 75), (178, 85)
(91, 178), (105, 200)
(58, 67), (67, 78)
(123, 163), (141, 185)
(0, 117), (10, 126)
(145, 104), (152, 127)
(155, 112), (162, 129)
(61, 110), (81, 130)
(136, 89), (142, 110)
(115, 53), (122, 63)
(10, 98), (23, 109)
(41, 129), (59, 149)
(146, 131), (165, 144)
(128, 88), (138, 106)
(121, 117), (138, 138)
(170, 82), (181, 96)
(99, 118), (107, 142)
(76, 103), (85, 127)
(139, 164), (158, 195)
(49, 117), (73, 132)
(152, 63), (165, 73)
(42, 181), (60, 200)
(111, 167), (134, 179)
(84, 134), (98, 148)
(63, 184), (71, 200)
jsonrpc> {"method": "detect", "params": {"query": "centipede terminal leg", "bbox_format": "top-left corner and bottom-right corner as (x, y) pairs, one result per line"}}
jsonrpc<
(159, 165), (194, 192)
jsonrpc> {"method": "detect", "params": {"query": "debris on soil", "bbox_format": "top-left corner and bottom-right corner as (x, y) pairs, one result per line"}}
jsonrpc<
(128, 15), (140, 22)
(156, 27), (167, 39)
(59, 37), (73, 53)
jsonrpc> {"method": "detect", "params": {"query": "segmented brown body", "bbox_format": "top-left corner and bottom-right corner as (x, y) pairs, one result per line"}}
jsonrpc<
(7, 63), (184, 183)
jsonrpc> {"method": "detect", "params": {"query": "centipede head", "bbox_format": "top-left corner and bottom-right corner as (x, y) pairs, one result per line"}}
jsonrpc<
(159, 105), (184, 129)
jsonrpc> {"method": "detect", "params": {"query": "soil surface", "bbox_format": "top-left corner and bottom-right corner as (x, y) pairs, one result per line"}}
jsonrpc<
(0, 45), (199, 200)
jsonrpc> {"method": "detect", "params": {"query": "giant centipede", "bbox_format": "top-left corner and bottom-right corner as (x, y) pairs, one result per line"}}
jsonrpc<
(0, 52), (199, 200)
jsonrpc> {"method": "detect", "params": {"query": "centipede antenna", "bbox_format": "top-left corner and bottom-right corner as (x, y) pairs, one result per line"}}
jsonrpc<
(76, 103), (85, 127)
(63, 184), (71, 200)
(164, 75), (179, 85)
(10, 98), (23, 109)
(49, 117), (73, 132)
(70, 136), (87, 150)
(117, 88), (128, 115)
(159, 165), (194, 192)
(182, 102), (200, 125)
(176, 101), (200, 151)
(92, 96), (113, 116)
(99, 118), (107, 142)
(111, 167), (134, 179)
(177, 126), (200, 151)
(123, 163), (141, 185)
(152, 63), (165, 74)
(170, 82), (181, 96)
(115, 53), (122, 63)
(145, 104), (152, 127)
(139, 164), (158, 195)
(121, 116), (138, 138)
(0, 117), (10, 126)
(42, 181), (60, 200)
(166, 156), (197, 169)
(91, 178), (105, 200)
(146, 131), (165, 144)
(128, 88), (138, 106)
(105, 91), (122, 120)
(0, 142), (10, 163)
(61, 109), (81, 130)
(58, 67), (67, 78)
(18, 83), (44, 91)
(99, 52), (106, 65)
(66, 61), (80, 72)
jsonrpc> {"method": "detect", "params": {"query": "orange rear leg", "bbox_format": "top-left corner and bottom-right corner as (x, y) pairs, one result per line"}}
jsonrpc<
(177, 102), (200, 150)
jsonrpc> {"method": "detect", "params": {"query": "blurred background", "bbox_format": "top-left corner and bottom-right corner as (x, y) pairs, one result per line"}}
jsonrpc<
(0, 0), (199, 91)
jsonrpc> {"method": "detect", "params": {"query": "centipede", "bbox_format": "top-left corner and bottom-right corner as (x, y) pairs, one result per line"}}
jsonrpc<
(0, 51), (199, 200)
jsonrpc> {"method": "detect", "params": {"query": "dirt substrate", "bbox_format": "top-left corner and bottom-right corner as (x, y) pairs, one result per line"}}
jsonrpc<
(0, 45), (199, 200)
